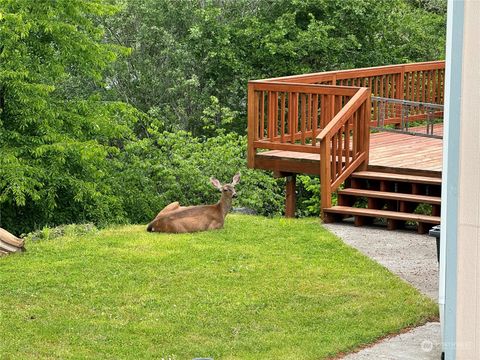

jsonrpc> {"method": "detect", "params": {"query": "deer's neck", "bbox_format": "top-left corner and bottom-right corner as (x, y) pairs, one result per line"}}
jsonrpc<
(217, 193), (233, 218)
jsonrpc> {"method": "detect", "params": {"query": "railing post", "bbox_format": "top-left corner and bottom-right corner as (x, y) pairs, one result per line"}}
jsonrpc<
(247, 83), (255, 168)
(360, 89), (372, 171)
(320, 137), (332, 217)
(395, 66), (405, 126)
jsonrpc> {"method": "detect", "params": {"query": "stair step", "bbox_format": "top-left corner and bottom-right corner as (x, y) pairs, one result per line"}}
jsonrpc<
(324, 206), (440, 224)
(352, 171), (442, 185)
(338, 188), (441, 205)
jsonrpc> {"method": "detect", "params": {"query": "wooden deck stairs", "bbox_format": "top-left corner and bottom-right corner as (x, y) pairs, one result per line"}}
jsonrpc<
(247, 61), (445, 233)
(324, 171), (441, 234)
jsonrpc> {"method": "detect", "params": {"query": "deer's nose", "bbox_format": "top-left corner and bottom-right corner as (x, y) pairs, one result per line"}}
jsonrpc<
(232, 192), (237, 198)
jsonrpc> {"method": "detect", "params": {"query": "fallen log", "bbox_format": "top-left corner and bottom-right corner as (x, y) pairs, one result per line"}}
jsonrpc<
(0, 227), (25, 254)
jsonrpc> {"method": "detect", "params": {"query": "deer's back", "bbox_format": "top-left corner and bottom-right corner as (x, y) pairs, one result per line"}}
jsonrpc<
(148, 204), (223, 233)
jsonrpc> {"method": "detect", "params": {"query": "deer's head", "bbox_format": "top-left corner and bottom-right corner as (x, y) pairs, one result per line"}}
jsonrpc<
(210, 173), (241, 198)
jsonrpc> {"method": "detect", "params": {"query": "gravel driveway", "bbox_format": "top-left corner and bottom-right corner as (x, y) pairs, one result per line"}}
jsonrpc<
(323, 222), (442, 360)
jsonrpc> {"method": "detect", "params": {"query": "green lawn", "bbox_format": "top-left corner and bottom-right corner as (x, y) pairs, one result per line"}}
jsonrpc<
(0, 215), (437, 359)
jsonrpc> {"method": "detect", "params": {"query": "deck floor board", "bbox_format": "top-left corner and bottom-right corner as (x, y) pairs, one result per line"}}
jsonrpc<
(255, 125), (443, 175)
(369, 125), (443, 172)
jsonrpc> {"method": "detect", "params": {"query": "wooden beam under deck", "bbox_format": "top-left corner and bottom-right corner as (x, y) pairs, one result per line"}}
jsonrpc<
(254, 150), (322, 175)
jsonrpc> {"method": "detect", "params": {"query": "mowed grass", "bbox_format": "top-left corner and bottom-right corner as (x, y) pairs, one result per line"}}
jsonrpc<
(0, 215), (437, 359)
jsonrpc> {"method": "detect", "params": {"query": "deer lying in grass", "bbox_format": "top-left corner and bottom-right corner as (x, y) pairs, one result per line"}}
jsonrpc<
(147, 173), (240, 233)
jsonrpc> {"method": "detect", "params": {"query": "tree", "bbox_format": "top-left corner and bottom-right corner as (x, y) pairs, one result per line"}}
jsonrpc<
(104, 0), (446, 136)
(0, 0), (133, 233)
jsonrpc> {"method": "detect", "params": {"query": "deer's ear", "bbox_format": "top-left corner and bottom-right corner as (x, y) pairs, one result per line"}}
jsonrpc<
(210, 177), (222, 190)
(232, 173), (241, 186)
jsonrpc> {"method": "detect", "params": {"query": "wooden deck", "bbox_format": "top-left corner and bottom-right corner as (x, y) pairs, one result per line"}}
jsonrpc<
(248, 61), (445, 221)
(256, 125), (443, 177)
(369, 125), (443, 175)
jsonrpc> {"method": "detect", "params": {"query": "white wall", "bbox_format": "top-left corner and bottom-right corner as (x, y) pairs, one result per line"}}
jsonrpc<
(455, 0), (480, 357)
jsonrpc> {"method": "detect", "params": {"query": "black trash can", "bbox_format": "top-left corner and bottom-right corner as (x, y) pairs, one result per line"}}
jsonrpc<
(429, 225), (441, 263)
(429, 224), (444, 360)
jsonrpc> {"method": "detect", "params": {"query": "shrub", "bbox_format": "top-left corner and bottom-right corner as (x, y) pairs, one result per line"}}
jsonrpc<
(107, 130), (285, 224)
(24, 223), (98, 242)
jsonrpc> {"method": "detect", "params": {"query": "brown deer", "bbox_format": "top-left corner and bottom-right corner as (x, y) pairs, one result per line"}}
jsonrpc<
(146, 173), (240, 233)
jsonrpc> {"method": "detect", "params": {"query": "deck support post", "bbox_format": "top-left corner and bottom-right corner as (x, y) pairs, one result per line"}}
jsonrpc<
(247, 83), (256, 168)
(417, 222), (429, 235)
(285, 174), (296, 218)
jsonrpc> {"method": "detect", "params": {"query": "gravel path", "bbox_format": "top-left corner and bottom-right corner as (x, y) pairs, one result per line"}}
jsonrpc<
(342, 322), (441, 360)
(323, 223), (441, 360)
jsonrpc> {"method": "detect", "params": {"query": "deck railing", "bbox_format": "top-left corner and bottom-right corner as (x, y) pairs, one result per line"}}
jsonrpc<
(247, 82), (360, 160)
(263, 61), (445, 127)
(371, 96), (444, 138)
(317, 88), (371, 209)
(247, 60), (445, 215)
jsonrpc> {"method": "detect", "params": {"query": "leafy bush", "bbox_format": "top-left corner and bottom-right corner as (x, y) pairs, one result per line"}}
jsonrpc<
(297, 175), (321, 217)
(108, 130), (285, 224)
(1, 127), (286, 234)
(24, 223), (98, 242)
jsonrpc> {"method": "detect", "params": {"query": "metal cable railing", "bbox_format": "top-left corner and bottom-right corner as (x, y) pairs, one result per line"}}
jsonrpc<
(371, 96), (444, 139)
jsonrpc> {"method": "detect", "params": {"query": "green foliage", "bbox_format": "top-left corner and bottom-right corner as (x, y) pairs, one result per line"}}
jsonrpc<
(108, 130), (285, 224)
(104, 0), (446, 136)
(296, 175), (339, 217)
(297, 175), (321, 217)
(23, 223), (98, 242)
(0, 0), (134, 233)
(0, 216), (437, 359)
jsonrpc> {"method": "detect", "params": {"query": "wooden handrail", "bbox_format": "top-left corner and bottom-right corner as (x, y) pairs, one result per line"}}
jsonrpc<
(256, 60), (445, 128)
(317, 88), (369, 141)
(319, 87), (371, 212)
(249, 81), (360, 96)
(261, 60), (445, 83)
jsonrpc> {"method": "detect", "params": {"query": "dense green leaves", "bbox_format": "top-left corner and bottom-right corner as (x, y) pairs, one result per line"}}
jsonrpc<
(107, 130), (285, 224)
(0, 0), (133, 232)
(105, 0), (446, 135)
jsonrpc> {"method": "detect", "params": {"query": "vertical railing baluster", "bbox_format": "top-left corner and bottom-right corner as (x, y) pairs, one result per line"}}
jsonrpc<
(337, 126), (343, 175)
(345, 117), (351, 167)
(293, 92), (298, 142)
(301, 94), (306, 145)
(260, 91), (265, 139)
(288, 92), (294, 143)
(352, 112), (358, 160)
(312, 94), (319, 146)
(421, 71), (426, 103)
(330, 94), (335, 124)
(331, 134), (337, 182)
(267, 91), (272, 140)
(308, 93), (312, 133)
(280, 92), (285, 143)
